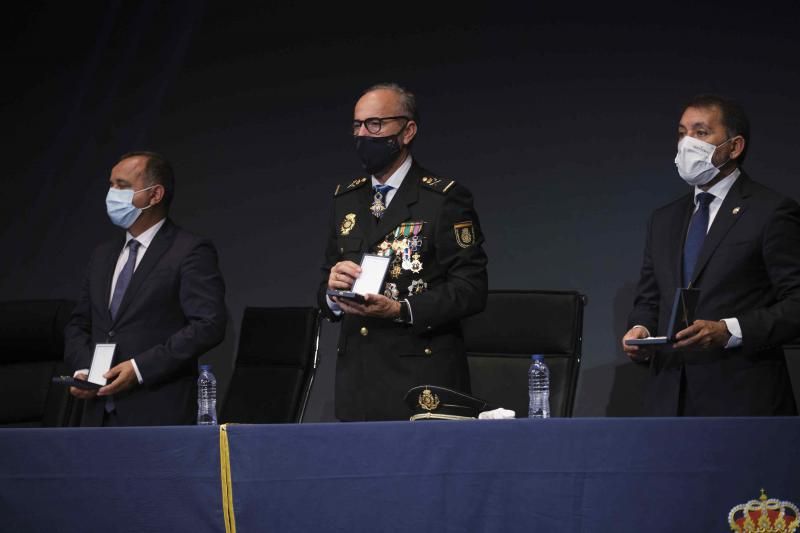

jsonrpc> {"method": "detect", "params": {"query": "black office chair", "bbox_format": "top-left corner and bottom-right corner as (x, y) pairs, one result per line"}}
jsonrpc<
(220, 307), (321, 424)
(780, 342), (800, 410)
(461, 290), (585, 418)
(0, 299), (78, 427)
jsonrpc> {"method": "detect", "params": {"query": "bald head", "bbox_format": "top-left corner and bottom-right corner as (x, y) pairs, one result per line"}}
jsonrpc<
(358, 83), (418, 122)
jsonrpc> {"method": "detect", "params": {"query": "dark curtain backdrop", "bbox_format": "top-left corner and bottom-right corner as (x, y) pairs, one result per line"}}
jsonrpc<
(3, 3), (799, 419)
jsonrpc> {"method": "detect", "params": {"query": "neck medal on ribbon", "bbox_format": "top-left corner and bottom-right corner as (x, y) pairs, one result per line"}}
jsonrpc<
(370, 189), (387, 218)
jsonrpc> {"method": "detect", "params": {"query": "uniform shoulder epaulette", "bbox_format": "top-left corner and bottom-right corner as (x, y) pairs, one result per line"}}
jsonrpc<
(420, 175), (456, 194)
(334, 177), (369, 196)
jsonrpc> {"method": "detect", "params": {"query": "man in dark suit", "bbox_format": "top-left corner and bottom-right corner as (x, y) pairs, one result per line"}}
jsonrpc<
(319, 83), (488, 421)
(65, 152), (227, 426)
(623, 95), (800, 416)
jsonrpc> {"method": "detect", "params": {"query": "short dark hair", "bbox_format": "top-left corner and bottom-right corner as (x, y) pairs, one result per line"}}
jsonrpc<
(362, 82), (419, 123)
(683, 94), (750, 165)
(118, 151), (175, 208)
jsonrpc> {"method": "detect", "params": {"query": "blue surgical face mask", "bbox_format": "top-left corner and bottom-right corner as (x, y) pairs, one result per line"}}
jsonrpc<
(105, 185), (155, 228)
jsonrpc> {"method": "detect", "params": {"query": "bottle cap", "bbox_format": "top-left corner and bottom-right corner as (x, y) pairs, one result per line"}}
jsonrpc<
(532, 354), (544, 361)
(200, 364), (212, 371)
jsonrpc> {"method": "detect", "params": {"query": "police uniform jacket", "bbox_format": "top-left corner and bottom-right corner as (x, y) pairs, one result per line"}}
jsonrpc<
(317, 161), (488, 421)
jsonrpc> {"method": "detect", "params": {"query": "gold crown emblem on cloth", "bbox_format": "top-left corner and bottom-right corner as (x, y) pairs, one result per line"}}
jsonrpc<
(728, 489), (799, 532)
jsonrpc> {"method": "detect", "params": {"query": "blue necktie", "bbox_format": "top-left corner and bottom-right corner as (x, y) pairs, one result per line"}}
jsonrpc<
(371, 184), (393, 219)
(683, 192), (715, 285)
(110, 239), (141, 321)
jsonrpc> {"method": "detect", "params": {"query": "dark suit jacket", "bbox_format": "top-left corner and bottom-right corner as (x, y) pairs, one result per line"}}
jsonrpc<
(318, 162), (488, 421)
(64, 219), (227, 426)
(628, 172), (800, 416)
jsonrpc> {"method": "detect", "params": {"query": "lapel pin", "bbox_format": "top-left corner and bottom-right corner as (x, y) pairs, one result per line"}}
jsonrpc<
(732, 207), (741, 215)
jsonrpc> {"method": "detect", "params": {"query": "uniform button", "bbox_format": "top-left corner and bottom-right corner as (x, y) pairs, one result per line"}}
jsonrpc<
(424, 348), (432, 356)
(426, 326), (432, 331)
(360, 327), (368, 336)
(108, 330), (115, 337)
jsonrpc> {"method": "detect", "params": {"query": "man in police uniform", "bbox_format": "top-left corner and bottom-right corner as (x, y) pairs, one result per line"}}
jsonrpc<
(318, 83), (488, 421)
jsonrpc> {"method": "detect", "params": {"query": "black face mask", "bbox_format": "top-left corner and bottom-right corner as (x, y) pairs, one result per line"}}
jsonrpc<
(354, 133), (403, 175)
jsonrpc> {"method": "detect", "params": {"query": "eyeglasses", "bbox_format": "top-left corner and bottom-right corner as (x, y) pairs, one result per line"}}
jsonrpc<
(352, 116), (410, 135)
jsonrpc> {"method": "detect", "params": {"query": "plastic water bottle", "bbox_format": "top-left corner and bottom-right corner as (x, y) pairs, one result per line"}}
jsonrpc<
(197, 364), (217, 425)
(528, 354), (550, 419)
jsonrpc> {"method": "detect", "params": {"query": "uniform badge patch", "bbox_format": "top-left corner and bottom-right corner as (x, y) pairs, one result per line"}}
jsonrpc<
(340, 213), (356, 235)
(454, 221), (475, 248)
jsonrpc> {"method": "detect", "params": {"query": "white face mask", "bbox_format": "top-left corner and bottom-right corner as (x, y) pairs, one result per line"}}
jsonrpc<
(674, 135), (733, 186)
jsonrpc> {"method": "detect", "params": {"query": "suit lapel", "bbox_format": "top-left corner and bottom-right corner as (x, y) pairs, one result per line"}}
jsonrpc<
(689, 173), (751, 286)
(368, 164), (421, 247)
(357, 181), (375, 239)
(111, 219), (176, 325)
(100, 239), (125, 322)
(671, 195), (695, 288)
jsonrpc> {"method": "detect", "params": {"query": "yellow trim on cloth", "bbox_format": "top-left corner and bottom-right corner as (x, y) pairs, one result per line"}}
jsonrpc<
(219, 424), (237, 533)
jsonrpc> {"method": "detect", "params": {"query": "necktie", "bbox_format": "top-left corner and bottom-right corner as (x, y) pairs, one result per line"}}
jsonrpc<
(683, 192), (715, 285)
(110, 239), (141, 321)
(370, 184), (393, 219)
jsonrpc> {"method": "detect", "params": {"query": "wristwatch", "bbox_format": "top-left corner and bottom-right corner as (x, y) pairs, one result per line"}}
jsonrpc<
(395, 299), (412, 324)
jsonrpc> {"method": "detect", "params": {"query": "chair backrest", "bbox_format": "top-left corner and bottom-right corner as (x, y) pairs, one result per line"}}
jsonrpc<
(0, 299), (77, 427)
(220, 306), (321, 424)
(461, 290), (585, 418)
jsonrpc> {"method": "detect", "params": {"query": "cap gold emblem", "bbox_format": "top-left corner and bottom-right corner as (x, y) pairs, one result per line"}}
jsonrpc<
(418, 388), (440, 411)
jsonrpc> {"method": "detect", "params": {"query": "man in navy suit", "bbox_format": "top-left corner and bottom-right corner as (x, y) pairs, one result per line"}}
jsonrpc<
(65, 152), (227, 426)
(623, 95), (800, 416)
